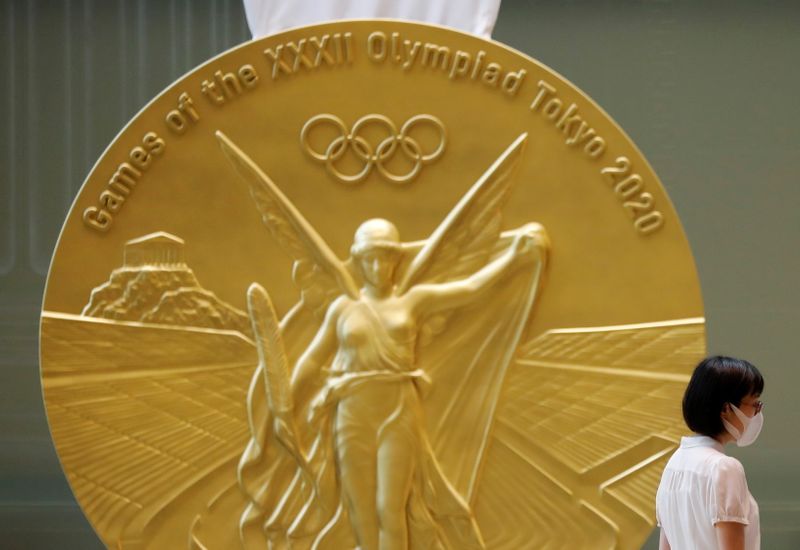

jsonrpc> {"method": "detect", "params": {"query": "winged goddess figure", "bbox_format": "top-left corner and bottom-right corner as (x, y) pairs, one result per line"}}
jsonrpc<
(215, 130), (549, 550)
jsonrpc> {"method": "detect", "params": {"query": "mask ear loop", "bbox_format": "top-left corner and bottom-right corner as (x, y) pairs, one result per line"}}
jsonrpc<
(721, 402), (743, 440)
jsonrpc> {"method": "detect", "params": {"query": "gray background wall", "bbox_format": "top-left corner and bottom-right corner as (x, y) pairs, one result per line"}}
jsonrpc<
(1, 0), (797, 547)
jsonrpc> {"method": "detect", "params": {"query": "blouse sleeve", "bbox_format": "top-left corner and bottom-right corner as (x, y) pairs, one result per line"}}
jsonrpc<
(655, 501), (661, 528)
(710, 456), (751, 525)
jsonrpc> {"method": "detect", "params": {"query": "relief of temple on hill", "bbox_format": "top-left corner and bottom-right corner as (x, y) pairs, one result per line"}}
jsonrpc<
(82, 231), (252, 336)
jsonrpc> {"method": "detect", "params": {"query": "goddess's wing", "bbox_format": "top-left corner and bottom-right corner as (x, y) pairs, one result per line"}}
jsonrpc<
(216, 131), (359, 307)
(396, 133), (528, 294)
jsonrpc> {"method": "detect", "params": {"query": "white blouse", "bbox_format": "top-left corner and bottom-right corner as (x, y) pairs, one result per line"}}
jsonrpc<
(656, 435), (760, 549)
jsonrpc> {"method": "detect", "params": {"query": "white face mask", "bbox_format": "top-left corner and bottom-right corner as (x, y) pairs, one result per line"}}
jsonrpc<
(722, 403), (764, 447)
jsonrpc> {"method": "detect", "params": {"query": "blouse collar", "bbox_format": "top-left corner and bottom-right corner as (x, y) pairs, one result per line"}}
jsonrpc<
(680, 434), (725, 452)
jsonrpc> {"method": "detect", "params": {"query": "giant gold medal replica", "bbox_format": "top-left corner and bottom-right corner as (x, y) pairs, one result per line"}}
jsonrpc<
(41, 21), (705, 549)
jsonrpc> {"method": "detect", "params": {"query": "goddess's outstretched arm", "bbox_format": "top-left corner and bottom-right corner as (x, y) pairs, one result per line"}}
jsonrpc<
(407, 225), (546, 316)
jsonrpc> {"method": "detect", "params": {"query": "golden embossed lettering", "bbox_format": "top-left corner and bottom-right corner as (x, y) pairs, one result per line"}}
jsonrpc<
(99, 189), (125, 212)
(266, 33), (353, 79)
(201, 78), (225, 105)
(201, 66), (260, 107)
(264, 45), (292, 78)
(81, 206), (112, 232)
(531, 80), (606, 158)
(613, 174), (643, 198)
(390, 32), (403, 63)
(471, 50), (485, 78)
(421, 43), (450, 70)
(239, 64), (259, 88)
(634, 210), (664, 233)
(310, 35), (334, 67)
(543, 97), (562, 118)
(217, 69), (242, 97)
(165, 92), (200, 134)
(623, 193), (654, 216)
(143, 131), (166, 155)
(287, 39), (313, 72)
(343, 32), (353, 63)
(402, 40), (422, 70)
(107, 163), (141, 194)
(529, 79), (556, 110)
(481, 62), (501, 85)
(564, 122), (596, 147)
(601, 156), (664, 235)
(82, 132), (166, 233)
(449, 51), (470, 79)
(367, 31), (387, 61)
(501, 69), (526, 94)
(128, 146), (152, 171)
(373, 33), (526, 97)
(584, 136), (606, 157)
(600, 156), (631, 178)
(332, 32), (345, 63)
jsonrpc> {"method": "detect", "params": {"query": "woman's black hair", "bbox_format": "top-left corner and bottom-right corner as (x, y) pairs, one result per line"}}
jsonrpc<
(682, 355), (764, 438)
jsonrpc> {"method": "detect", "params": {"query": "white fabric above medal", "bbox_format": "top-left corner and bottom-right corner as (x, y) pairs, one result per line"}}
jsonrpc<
(242, 0), (502, 38)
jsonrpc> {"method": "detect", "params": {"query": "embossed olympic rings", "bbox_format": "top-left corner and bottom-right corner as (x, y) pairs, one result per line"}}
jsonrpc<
(300, 114), (447, 184)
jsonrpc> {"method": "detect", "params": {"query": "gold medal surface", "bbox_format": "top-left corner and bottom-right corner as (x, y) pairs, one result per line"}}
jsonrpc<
(41, 20), (705, 550)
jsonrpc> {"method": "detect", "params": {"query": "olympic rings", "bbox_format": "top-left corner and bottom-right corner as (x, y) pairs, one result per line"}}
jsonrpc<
(300, 113), (447, 185)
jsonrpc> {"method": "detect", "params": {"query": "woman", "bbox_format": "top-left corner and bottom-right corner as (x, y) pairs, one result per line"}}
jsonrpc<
(656, 356), (764, 549)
